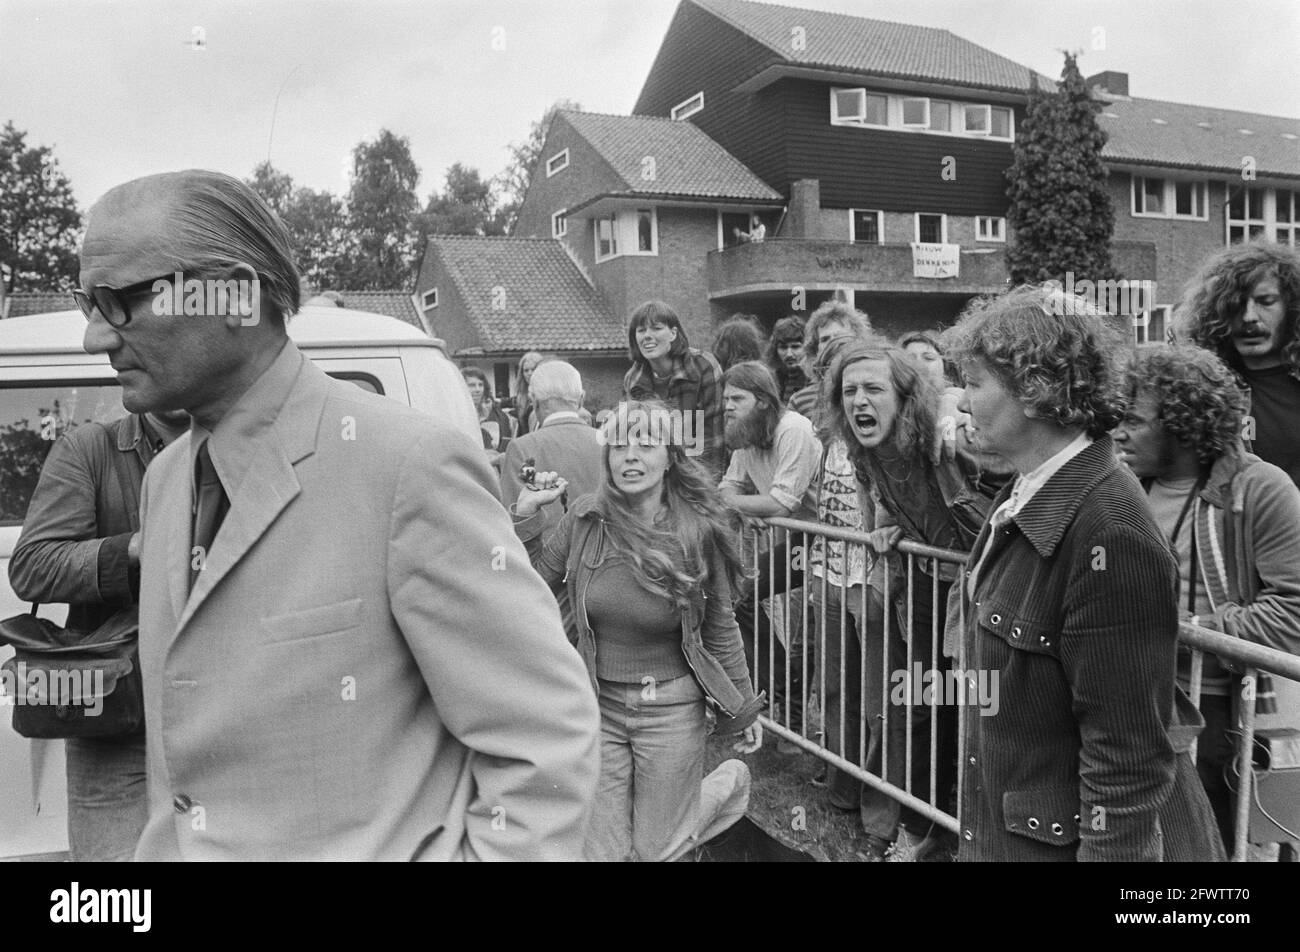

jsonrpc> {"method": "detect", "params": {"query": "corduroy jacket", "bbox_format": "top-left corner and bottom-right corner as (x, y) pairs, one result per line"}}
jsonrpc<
(957, 436), (1223, 862)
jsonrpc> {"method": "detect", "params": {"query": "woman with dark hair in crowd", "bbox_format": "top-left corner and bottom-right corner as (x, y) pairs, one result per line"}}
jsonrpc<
(940, 285), (1224, 861)
(623, 301), (726, 476)
(766, 315), (808, 404)
(461, 365), (515, 470)
(513, 399), (764, 861)
(711, 315), (766, 371)
(899, 330), (951, 389)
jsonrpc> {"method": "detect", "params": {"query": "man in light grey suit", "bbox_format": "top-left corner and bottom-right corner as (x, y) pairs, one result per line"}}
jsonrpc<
(77, 170), (600, 861)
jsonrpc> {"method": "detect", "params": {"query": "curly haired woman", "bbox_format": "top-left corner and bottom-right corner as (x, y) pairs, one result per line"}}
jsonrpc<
(941, 285), (1223, 862)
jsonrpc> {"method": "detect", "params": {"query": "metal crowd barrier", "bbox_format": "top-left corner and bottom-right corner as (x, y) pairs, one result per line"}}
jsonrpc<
(747, 516), (1300, 862)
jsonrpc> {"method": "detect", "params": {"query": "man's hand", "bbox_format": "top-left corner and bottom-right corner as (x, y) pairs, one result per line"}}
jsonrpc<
(515, 472), (568, 517)
(934, 387), (975, 463)
(734, 720), (762, 754)
(866, 525), (904, 554)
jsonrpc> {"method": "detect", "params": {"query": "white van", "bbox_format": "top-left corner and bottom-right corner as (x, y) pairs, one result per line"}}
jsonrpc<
(0, 305), (479, 859)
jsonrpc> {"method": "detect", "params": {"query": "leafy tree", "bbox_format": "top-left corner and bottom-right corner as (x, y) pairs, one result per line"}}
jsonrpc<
(245, 162), (354, 290)
(497, 99), (581, 235)
(246, 160), (295, 217)
(0, 122), (82, 293)
(1005, 53), (1118, 285)
(283, 187), (353, 290)
(416, 162), (507, 243)
(343, 129), (420, 289)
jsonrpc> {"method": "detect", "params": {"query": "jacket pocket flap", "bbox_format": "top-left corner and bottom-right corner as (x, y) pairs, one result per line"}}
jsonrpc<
(1003, 787), (1081, 846)
(977, 602), (1059, 658)
(262, 598), (364, 644)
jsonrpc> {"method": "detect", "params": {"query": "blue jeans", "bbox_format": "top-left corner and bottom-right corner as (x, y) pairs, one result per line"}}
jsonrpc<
(65, 732), (148, 862)
(586, 676), (750, 861)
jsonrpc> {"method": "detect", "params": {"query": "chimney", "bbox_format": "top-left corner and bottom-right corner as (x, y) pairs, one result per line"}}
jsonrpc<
(1086, 70), (1129, 98)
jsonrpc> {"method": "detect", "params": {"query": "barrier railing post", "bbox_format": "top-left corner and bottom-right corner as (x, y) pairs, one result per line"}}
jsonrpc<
(1232, 669), (1259, 863)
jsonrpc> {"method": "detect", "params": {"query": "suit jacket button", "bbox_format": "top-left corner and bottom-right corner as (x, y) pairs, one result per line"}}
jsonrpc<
(173, 794), (192, 814)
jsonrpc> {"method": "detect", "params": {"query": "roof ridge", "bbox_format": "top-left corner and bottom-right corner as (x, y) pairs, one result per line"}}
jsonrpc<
(1115, 96), (1300, 124)
(692, 0), (948, 44)
(562, 108), (697, 125)
(426, 233), (564, 242)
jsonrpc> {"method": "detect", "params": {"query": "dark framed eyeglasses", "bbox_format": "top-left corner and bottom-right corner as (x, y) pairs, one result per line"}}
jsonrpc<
(73, 274), (177, 328)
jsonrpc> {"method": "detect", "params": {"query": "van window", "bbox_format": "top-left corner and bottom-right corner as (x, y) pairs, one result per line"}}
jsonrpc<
(327, 372), (383, 395)
(0, 382), (126, 525)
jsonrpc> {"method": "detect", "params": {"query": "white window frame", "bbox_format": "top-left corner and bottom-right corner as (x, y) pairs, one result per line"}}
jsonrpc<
(671, 91), (705, 121)
(545, 148), (570, 178)
(963, 104), (991, 136)
(976, 216), (1006, 242)
(850, 208), (883, 244)
(1226, 185), (1295, 246)
(829, 89), (1013, 141)
(551, 209), (567, 238)
(595, 214), (618, 262)
(595, 207), (659, 261)
(1135, 305), (1172, 345)
(631, 207), (658, 256)
(830, 88), (887, 127)
(915, 212), (948, 244)
(900, 97), (930, 128)
(1132, 176), (1208, 220)
(421, 288), (438, 310)
(1274, 189), (1298, 247)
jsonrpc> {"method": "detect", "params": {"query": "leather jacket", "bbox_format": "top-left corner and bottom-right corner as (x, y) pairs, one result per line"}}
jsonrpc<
(514, 493), (764, 733)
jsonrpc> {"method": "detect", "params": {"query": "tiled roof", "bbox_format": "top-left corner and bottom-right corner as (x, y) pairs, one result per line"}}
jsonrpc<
(559, 111), (782, 201)
(694, 0), (1049, 93)
(426, 236), (624, 354)
(2, 291), (76, 319)
(324, 290), (426, 331)
(1098, 97), (1300, 177)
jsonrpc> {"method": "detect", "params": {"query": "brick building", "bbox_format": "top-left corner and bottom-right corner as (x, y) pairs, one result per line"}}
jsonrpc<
(414, 0), (1299, 399)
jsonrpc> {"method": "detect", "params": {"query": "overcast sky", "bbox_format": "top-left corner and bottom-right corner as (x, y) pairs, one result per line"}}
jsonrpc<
(2, 0), (1296, 209)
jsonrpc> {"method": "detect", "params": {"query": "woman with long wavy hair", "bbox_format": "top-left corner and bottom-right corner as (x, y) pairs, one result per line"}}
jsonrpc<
(513, 399), (764, 861)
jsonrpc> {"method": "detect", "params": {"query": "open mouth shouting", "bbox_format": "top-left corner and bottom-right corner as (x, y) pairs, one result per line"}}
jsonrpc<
(850, 409), (878, 440)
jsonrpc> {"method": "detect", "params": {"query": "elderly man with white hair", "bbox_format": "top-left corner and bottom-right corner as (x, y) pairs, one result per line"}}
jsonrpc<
(500, 361), (604, 528)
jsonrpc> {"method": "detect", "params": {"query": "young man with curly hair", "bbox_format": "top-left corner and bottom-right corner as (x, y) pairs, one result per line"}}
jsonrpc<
(1177, 241), (1300, 486)
(1115, 343), (1300, 858)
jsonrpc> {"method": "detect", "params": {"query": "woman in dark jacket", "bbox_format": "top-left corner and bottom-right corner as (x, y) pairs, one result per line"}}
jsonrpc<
(513, 399), (763, 861)
(940, 285), (1224, 862)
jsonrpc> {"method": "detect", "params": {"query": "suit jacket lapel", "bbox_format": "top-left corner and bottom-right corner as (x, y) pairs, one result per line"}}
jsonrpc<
(177, 439), (301, 631)
(171, 352), (331, 636)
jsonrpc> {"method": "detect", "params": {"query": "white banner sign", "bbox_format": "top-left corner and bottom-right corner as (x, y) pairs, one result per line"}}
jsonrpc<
(911, 243), (960, 278)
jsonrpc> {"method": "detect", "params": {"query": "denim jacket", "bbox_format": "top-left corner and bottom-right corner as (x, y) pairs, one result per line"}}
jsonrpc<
(514, 493), (764, 734)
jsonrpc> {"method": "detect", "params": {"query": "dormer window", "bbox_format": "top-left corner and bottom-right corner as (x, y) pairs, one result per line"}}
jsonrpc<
(671, 91), (705, 121)
(546, 149), (570, 177)
(421, 288), (438, 310)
